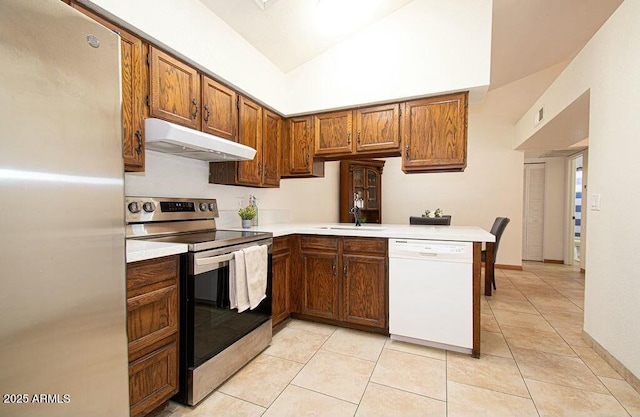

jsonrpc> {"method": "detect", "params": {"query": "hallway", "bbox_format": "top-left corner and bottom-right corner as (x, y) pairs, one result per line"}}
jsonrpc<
(168, 262), (640, 416)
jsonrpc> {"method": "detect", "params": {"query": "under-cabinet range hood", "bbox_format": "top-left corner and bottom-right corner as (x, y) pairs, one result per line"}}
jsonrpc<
(144, 118), (256, 162)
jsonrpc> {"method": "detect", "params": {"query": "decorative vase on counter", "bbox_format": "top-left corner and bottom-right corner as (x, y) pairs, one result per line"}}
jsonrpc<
(242, 219), (252, 229)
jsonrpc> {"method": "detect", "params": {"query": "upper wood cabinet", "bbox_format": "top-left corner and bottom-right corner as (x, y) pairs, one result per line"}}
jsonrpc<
(313, 104), (401, 159)
(236, 96), (263, 186)
(314, 110), (354, 157)
(355, 103), (400, 154)
(209, 98), (281, 188)
(149, 46), (201, 130)
(70, 3), (146, 172)
(401, 92), (468, 173)
(281, 116), (325, 178)
(201, 76), (237, 141)
(262, 109), (282, 187)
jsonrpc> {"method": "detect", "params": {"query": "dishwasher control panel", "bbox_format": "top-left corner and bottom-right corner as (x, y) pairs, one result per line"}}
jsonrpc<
(388, 239), (472, 262)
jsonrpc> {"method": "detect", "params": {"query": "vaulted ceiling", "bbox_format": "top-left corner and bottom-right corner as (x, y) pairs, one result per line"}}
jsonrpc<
(200, 0), (622, 155)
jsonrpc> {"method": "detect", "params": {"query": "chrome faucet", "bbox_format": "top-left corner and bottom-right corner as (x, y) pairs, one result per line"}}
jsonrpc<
(349, 193), (364, 226)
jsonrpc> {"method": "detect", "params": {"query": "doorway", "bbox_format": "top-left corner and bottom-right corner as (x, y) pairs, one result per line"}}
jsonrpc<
(523, 163), (545, 261)
(568, 154), (584, 265)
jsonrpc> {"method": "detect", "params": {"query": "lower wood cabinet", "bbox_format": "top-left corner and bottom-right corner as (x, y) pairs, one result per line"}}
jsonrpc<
(342, 237), (387, 329)
(126, 255), (180, 417)
(272, 236), (292, 327)
(297, 235), (388, 331)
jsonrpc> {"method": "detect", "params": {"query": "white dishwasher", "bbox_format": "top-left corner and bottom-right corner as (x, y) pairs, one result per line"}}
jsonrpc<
(389, 239), (473, 353)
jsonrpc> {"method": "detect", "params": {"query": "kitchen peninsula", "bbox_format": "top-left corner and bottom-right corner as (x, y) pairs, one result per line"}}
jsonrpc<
(232, 223), (495, 358)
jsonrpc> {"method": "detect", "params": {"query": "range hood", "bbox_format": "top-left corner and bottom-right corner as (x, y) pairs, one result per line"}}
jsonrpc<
(144, 118), (256, 162)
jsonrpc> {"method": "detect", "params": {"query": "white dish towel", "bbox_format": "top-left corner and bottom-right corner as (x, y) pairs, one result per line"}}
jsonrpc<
(229, 249), (250, 312)
(243, 244), (268, 310)
(229, 245), (268, 312)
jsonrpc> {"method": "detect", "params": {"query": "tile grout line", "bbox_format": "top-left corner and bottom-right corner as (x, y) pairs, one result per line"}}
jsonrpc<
(486, 273), (542, 417)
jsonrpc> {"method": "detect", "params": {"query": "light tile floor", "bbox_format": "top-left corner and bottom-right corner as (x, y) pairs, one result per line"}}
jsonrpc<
(166, 262), (640, 417)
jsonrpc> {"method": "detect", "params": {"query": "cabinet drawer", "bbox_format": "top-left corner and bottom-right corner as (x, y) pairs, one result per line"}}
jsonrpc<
(343, 237), (387, 255)
(129, 339), (178, 417)
(127, 284), (178, 358)
(300, 236), (339, 251)
(127, 255), (179, 296)
(273, 236), (291, 254)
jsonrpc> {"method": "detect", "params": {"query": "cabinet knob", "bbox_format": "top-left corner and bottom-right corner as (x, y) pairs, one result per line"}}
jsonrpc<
(204, 104), (210, 123)
(405, 144), (410, 160)
(357, 130), (361, 144)
(347, 131), (351, 145)
(332, 261), (336, 276)
(305, 152), (310, 166)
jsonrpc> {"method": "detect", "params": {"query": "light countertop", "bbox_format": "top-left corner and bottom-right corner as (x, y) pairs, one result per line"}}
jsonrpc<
(222, 223), (495, 243)
(126, 223), (494, 263)
(126, 239), (188, 263)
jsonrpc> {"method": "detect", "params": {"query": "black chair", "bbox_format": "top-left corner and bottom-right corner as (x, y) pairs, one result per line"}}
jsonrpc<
(482, 217), (510, 290)
(410, 215), (452, 225)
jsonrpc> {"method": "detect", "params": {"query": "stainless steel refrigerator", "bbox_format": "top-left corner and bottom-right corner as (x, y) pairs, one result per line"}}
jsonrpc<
(0, 0), (130, 415)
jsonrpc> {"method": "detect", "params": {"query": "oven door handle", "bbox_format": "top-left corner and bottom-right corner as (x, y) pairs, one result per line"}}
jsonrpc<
(196, 253), (234, 266)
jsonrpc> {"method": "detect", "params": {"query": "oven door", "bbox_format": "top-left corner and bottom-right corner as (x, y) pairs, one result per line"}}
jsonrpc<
(184, 239), (273, 369)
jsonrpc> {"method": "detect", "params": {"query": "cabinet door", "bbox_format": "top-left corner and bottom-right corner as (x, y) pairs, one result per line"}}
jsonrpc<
(128, 338), (178, 417)
(354, 103), (400, 155)
(401, 92), (468, 172)
(364, 168), (380, 210)
(127, 284), (178, 358)
(149, 46), (201, 130)
(237, 96), (263, 186)
(301, 251), (340, 320)
(287, 116), (314, 175)
(70, 4), (145, 171)
(342, 254), (387, 329)
(314, 110), (354, 157)
(262, 109), (282, 187)
(201, 76), (237, 141)
(272, 249), (290, 327)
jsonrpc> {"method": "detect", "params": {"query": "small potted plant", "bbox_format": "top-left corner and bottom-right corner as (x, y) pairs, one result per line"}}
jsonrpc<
(238, 205), (257, 229)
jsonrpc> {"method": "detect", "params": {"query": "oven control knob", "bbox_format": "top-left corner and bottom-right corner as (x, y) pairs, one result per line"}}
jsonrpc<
(127, 201), (140, 213)
(208, 203), (216, 211)
(199, 202), (207, 211)
(142, 202), (155, 213)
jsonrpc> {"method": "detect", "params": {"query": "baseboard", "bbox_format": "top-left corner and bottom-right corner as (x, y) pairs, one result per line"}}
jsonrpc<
(496, 264), (523, 271)
(582, 330), (640, 394)
(543, 259), (564, 264)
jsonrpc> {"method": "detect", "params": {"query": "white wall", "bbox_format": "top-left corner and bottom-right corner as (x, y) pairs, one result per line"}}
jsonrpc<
(125, 152), (341, 228)
(516, 0), (640, 379)
(524, 157), (566, 262)
(284, 0), (492, 114)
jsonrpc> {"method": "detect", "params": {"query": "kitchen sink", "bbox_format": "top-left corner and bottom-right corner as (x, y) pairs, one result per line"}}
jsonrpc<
(315, 225), (386, 231)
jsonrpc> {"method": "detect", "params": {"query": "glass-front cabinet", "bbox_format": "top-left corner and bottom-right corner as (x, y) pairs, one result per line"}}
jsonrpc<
(339, 160), (385, 224)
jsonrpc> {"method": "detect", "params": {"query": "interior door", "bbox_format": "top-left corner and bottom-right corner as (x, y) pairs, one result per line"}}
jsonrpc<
(523, 163), (545, 261)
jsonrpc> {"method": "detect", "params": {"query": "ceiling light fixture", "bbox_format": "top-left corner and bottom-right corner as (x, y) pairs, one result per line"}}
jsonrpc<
(315, 0), (381, 36)
(253, 0), (280, 11)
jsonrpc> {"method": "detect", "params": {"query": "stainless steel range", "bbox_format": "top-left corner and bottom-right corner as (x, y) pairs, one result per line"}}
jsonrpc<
(125, 196), (273, 406)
